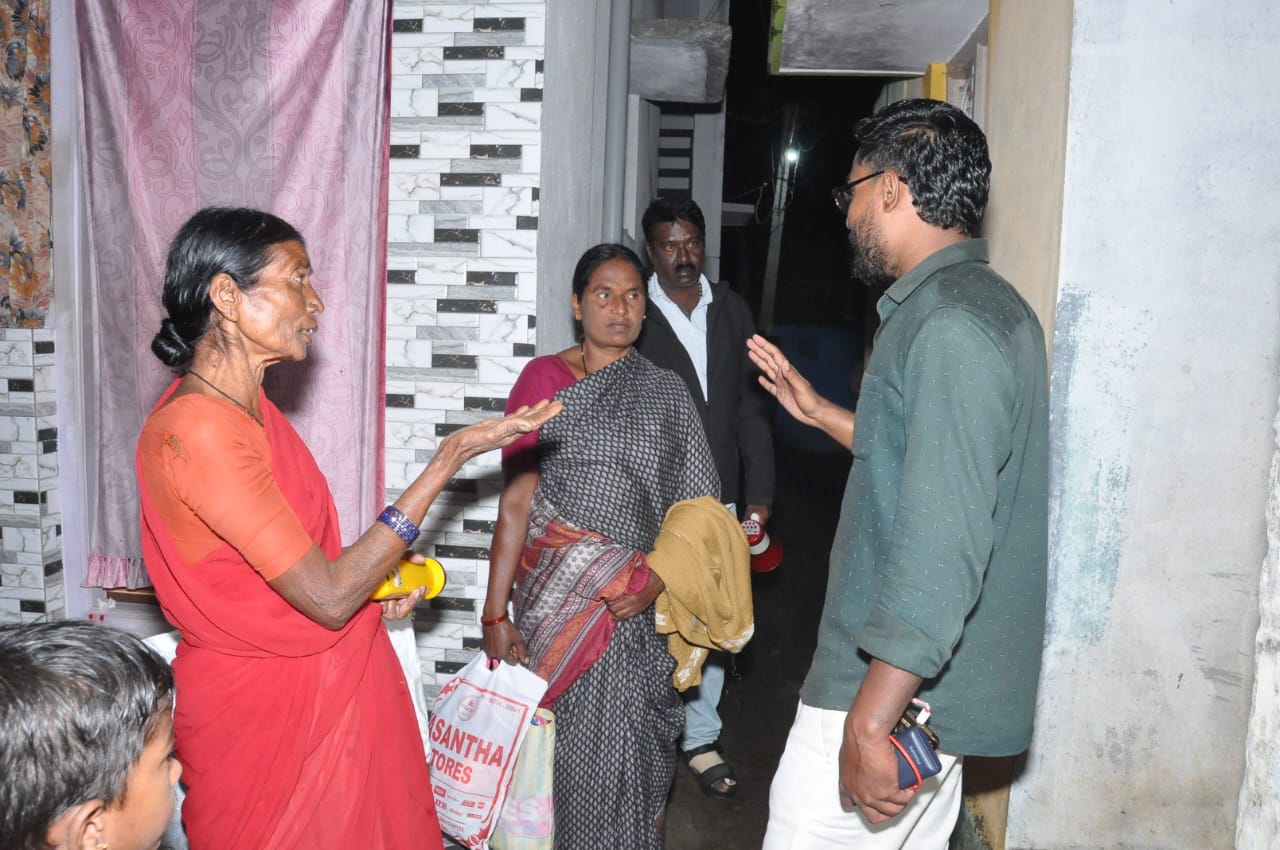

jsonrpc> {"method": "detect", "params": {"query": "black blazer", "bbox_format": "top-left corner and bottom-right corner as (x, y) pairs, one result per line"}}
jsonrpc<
(635, 280), (775, 510)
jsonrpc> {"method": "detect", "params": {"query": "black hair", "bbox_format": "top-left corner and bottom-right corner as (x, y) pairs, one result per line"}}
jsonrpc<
(150, 207), (305, 370)
(0, 621), (175, 850)
(853, 98), (991, 237)
(570, 243), (647, 341)
(640, 197), (706, 245)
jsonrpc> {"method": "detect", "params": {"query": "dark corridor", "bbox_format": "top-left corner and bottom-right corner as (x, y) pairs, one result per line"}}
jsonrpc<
(665, 439), (851, 848)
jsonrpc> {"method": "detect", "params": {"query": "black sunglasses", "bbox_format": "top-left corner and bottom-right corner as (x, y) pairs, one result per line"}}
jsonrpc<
(831, 171), (894, 213)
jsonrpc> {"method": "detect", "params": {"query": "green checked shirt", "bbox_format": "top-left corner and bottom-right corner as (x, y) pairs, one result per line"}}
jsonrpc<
(800, 239), (1049, 757)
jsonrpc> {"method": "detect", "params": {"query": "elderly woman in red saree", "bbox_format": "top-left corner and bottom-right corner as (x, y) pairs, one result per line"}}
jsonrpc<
(482, 243), (720, 849)
(135, 207), (560, 850)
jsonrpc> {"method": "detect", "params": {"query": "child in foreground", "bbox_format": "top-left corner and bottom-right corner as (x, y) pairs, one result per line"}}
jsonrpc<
(0, 620), (181, 850)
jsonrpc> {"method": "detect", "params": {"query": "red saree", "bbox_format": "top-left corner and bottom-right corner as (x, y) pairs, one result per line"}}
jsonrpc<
(137, 380), (442, 850)
(515, 492), (650, 707)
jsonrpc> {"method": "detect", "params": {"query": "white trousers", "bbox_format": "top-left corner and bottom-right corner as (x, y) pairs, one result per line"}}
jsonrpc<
(764, 702), (963, 850)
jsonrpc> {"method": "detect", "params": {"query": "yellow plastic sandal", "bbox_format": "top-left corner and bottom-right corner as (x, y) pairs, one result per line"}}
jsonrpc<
(370, 558), (447, 601)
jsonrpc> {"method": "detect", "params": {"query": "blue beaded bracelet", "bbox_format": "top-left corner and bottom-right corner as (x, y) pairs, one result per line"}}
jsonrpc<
(377, 506), (420, 545)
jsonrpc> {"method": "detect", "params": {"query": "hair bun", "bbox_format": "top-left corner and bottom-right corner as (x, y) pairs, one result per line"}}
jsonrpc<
(150, 318), (195, 369)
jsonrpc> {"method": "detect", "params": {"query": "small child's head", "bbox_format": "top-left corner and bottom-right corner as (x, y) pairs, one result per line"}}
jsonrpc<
(0, 621), (180, 850)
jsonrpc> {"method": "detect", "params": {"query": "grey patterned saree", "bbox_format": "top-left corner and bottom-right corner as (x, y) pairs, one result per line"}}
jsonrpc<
(511, 350), (718, 850)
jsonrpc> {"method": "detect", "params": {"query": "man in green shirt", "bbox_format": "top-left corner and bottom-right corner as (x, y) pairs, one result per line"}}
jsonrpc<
(750, 98), (1049, 848)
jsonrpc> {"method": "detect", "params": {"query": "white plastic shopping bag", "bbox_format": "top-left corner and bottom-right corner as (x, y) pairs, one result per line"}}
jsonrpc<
(430, 653), (548, 850)
(490, 707), (555, 850)
(384, 618), (432, 756)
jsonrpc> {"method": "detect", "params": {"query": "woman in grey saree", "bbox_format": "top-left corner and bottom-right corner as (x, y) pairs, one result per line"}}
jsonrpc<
(483, 244), (719, 849)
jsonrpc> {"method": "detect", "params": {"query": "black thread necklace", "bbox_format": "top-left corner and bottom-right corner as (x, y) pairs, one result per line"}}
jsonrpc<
(187, 369), (263, 426)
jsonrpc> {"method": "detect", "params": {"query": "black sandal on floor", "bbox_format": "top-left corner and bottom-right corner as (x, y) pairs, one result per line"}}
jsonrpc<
(684, 742), (738, 800)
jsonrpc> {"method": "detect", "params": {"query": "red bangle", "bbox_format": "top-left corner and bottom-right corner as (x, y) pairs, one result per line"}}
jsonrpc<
(480, 612), (509, 627)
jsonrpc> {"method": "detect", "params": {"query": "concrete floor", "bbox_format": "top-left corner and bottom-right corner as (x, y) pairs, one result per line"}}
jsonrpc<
(665, 441), (851, 849)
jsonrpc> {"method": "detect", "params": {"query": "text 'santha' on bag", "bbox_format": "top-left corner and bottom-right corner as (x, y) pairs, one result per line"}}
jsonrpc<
(430, 654), (548, 850)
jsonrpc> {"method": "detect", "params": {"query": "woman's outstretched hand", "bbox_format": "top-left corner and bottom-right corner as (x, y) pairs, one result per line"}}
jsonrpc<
(446, 399), (563, 461)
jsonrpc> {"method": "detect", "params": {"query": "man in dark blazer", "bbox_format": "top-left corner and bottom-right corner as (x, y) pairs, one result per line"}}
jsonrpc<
(635, 197), (775, 800)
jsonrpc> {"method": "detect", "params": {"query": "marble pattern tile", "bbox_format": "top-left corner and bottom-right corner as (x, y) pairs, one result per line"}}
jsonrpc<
(486, 59), (537, 89)
(388, 199), (425, 216)
(0, 454), (38, 482)
(433, 314), (483, 330)
(391, 74), (428, 91)
(448, 157), (520, 174)
(387, 213), (437, 243)
(502, 47), (543, 61)
(415, 257), (470, 284)
(43, 572), (64, 611)
(390, 87), (440, 117)
(385, 337), (434, 369)
(419, 131), (474, 158)
(387, 33), (454, 50)
(520, 143), (541, 172)
(392, 46), (445, 75)
(414, 628), (471, 652)
(0, 417), (26, 442)
(3, 525), (41, 554)
(420, 200), (483, 216)
(493, 171), (538, 187)
(416, 326), (479, 342)
(469, 87), (522, 103)
(411, 381), (466, 408)
(396, 242), (480, 257)
(479, 229), (536, 258)
(454, 32), (524, 48)
(379, 8), (544, 661)
(421, 7), (473, 32)
(423, 73), (486, 89)
(0, 343), (32, 367)
(463, 214), (520, 230)
(476, 355), (531, 385)
(470, 130), (539, 146)
(440, 59), (487, 75)
(387, 287), (439, 324)
(522, 16), (545, 46)
(435, 88), (478, 103)
(438, 185), (486, 201)
(475, 314), (527, 345)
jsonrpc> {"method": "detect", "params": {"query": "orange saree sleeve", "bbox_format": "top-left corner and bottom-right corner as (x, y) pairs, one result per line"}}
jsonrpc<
(137, 395), (315, 580)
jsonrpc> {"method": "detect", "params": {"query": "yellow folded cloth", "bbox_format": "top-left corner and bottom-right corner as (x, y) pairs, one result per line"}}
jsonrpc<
(647, 495), (754, 690)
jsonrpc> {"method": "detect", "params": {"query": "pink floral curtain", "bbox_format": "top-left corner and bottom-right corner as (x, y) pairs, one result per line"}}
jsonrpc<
(76, 0), (391, 587)
(0, 0), (52, 327)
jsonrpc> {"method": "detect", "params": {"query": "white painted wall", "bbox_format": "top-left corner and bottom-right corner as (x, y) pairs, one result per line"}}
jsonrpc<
(537, 0), (611, 353)
(1006, 3), (1280, 847)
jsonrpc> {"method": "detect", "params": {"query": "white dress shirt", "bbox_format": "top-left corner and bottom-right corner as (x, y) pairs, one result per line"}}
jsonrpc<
(647, 272), (713, 401)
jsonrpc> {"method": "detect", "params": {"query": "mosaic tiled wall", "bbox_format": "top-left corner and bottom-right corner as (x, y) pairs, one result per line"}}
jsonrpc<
(0, 328), (63, 624)
(387, 2), (545, 698)
(0, 0), (60, 620)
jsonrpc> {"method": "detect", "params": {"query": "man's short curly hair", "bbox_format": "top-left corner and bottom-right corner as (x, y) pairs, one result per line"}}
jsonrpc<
(854, 98), (990, 237)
